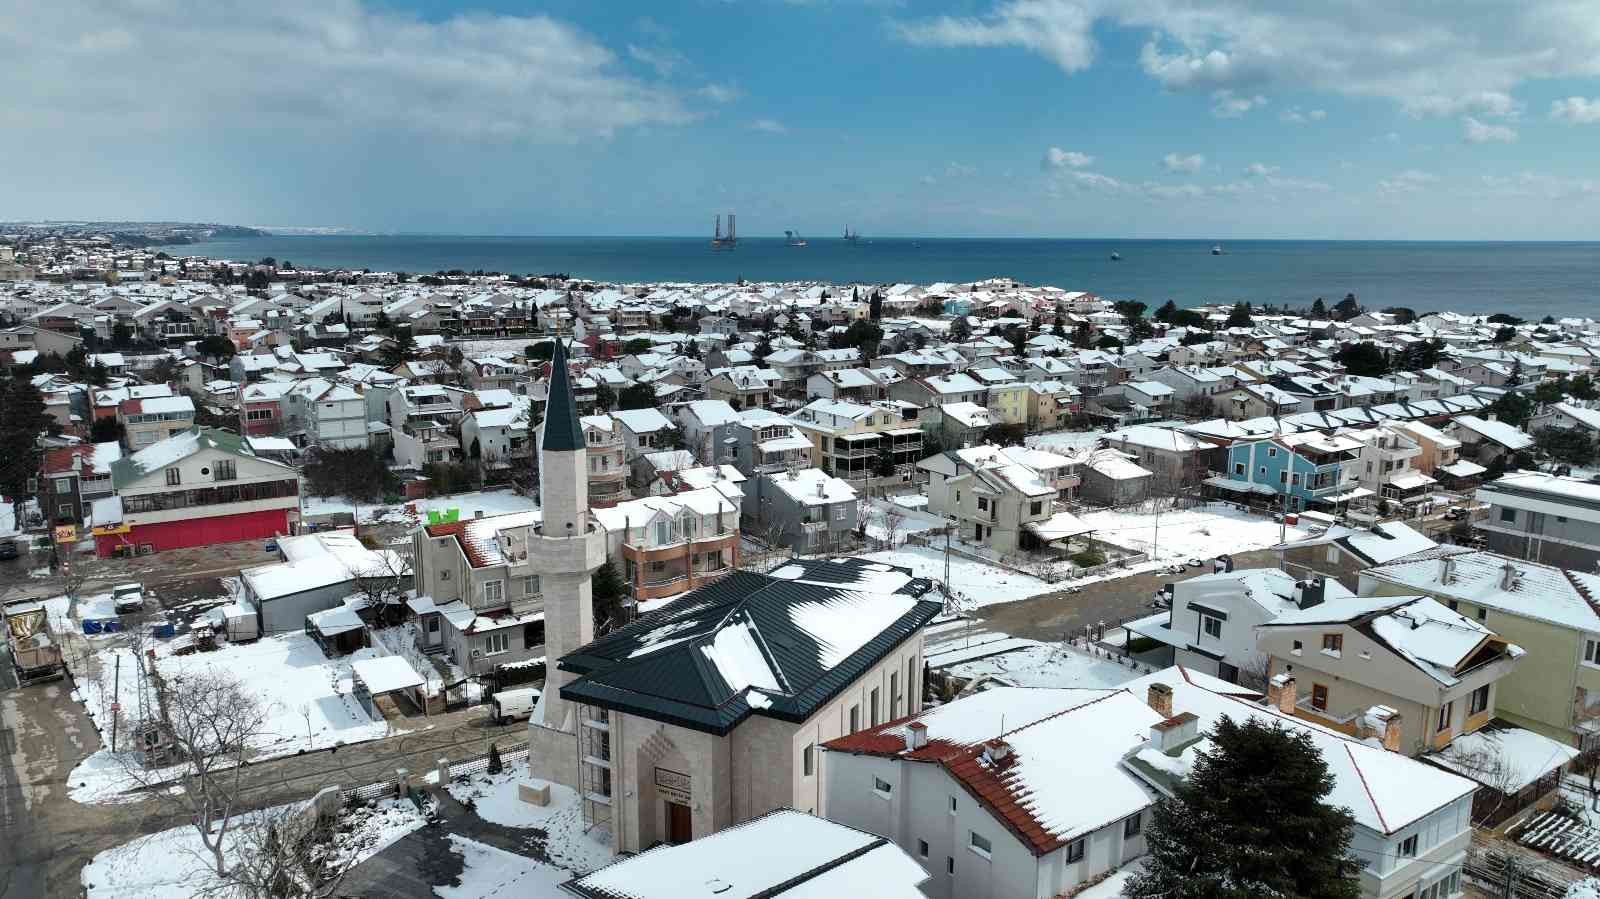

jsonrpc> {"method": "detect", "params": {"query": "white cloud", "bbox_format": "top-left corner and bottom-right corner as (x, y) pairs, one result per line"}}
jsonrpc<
(1244, 163), (1279, 177)
(696, 83), (744, 104)
(1551, 97), (1600, 124)
(1052, 166), (1327, 202)
(1481, 172), (1600, 199)
(1162, 153), (1206, 174)
(1463, 116), (1517, 143)
(628, 44), (689, 77)
(944, 162), (978, 178)
(1042, 147), (1094, 169)
(0, 0), (693, 141)
(748, 118), (788, 133)
(1210, 89), (1267, 118)
(893, 2), (1600, 117)
(893, 0), (1099, 73)
(1377, 170), (1438, 194)
(1403, 91), (1521, 119)
(1280, 107), (1326, 124)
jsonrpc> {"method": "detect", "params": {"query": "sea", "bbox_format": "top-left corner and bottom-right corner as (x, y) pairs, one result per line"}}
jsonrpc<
(158, 236), (1600, 319)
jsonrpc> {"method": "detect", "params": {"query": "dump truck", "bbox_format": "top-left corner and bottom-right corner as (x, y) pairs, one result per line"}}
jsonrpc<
(4, 600), (66, 685)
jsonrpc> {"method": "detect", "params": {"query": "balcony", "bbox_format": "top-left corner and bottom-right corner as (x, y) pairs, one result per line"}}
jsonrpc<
(801, 520), (828, 533)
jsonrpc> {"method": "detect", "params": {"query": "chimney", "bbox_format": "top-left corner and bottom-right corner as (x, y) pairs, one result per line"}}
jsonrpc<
(1147, 683), (1174, 718)
(982, 738), (1012, 767)
(1298, 576), (1326, 610)
(1500, 560), (1518, 591)
(1267, 673), (1297, 714)
(1439, 555), (1456, 585)
(1148, 712), (1200, 753)
(1362, 706), (1403, 752)
(905, 721), (928, 751)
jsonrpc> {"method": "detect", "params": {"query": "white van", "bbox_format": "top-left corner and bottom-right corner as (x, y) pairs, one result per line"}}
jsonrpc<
(490, 687), (540, 725)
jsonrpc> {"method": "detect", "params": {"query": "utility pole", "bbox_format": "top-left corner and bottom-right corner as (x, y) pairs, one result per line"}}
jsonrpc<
(110, 653), (121, 753)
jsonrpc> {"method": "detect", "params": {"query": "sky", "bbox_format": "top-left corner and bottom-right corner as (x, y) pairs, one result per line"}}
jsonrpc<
(3, 0), (1600, 240)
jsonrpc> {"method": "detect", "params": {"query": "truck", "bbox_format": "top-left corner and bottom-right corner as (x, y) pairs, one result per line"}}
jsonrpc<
(4, 600), (66, 685)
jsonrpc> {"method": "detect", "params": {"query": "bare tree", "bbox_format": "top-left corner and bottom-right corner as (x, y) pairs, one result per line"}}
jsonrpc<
(105, 657), (272, 880)
(214, 796), (368, 899)
(1236, 654), (1273, 691)
(351, 552), (412, 620)
(876, 501), (907, 549)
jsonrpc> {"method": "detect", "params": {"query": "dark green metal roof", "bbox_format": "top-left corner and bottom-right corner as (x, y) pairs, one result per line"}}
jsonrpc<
(560, 561), (940, 735)
(541, 339), (584, 452)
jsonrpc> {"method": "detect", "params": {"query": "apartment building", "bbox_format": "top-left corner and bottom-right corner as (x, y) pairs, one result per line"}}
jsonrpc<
(790, 399), (923, 488)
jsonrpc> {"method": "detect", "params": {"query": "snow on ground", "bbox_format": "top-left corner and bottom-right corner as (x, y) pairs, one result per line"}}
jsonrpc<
(156, 631), (392, 753)
(446, 769), (614, 875)
(862, 546), (1057, 608)
(1080, 503), (1306, 562)
(435, 835), (567, 899)
(302, 489), (537, 525)
(451, 337), (540, 358)
(67, 632), (393, 803)
(861, 497), (946, 547)
(940, 639), (1144, 690)
(81, 797), (429, 899)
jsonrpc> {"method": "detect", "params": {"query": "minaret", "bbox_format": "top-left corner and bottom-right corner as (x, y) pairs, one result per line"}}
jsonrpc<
(527, 338), (608, 788)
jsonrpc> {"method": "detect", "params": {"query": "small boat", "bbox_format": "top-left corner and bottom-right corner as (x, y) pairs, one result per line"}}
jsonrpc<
(1110, 251), (1121, 261)
(843, 225), (860, 243)
(1211, 244), (1223, 255)
(784, 230), (808, 248)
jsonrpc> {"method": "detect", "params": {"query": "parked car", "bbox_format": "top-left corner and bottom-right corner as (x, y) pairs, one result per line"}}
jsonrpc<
(0, 540), (17, 561)
(112, 583), (146, 614)
(1185, 557), (1203, 568)
(1443, 506), (1467, 521)
(490, 687), (540, 725)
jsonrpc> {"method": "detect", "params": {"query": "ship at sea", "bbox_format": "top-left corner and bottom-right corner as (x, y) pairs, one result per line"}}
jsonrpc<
(843, 225), (860, 243)
(1211, 244), (1223, 255)
(711, 213), (737, 250)
(784, 230), (808, 247)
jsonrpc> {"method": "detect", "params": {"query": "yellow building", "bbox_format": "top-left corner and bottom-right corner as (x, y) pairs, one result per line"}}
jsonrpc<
(1359, 549), (1600, 748)
(985, 382), (1029, 426)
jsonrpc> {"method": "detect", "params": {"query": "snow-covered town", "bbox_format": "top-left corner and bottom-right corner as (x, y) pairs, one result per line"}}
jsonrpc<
(10, 237), (1600, 898)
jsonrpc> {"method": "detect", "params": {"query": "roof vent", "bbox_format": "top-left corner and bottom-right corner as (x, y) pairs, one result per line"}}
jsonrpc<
(982, 738), (1012, 767)
(706, 878), (732, 894)
(906, 721), (928, 751)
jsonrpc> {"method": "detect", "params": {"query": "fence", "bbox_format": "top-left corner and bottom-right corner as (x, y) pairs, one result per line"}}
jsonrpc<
(340, 742), (530, 804)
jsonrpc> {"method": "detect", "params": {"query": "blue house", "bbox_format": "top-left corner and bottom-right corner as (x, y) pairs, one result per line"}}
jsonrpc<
(1221, 431), (1364, 511)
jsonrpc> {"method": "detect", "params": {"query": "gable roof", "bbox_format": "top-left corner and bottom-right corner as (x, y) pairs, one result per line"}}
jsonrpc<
(558, 558), (939, 735)
(109, 427), (288, 489)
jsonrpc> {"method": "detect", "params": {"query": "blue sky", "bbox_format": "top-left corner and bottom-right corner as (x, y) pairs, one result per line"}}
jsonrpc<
(3, 0), (1600, 239)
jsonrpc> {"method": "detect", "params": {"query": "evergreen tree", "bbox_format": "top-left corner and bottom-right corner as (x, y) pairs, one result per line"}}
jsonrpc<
(1332, 293), (1361, 321)
(868, 289), (883, 320)
(1125, 716), (1362, 899)
(592, 560), (627, 633)
(486, 742), (503, 774)
(0, 376), (48, 530)
(380, 328), (417, 368)
(593, 381), (616, 413)
(1051, 316), (1066, 337)
(1310, 297), (1327, 319)
(1505, 358), (1524, 388)
(1571, 373), (1598, 401)
(1334, 342), (1389, 377)
(617, 383), (656, 410)
(1490, 389), (1533, 427)
(1225, 302), (1253, 329)
(949, 317), (972, 342)
(87, 360), (109, 387)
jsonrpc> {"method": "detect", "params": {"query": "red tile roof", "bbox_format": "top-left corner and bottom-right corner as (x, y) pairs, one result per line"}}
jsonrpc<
(824, 690), (1128, 855)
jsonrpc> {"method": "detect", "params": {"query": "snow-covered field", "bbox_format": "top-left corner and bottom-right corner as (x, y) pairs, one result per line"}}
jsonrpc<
(303, 489), (537, 524)
(861, 546), (1058, 608)
(940, 639), (1144, 690)
(157, 632), (393, 753)
(446, 769), (614, 875)
(861, 497), (947, 547)
(67, 632), (392, 803)
(81, 797), (428, 899)
(1080, 503), (1307, 562)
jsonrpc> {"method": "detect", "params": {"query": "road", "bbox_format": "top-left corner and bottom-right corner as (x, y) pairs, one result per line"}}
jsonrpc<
(0, 639), (519, 899)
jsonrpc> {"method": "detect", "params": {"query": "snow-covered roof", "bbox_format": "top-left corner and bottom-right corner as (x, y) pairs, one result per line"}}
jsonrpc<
(1367, 550), (1600, 632)
(1427, 724), (1579, 793)
(568, 809), (928, 899)
(767, 467), (855, 506)
(1452, 415), (1534, 450)
(350, 655), (425, 695)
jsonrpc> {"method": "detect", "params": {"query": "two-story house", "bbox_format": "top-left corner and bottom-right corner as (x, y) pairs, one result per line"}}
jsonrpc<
(728, 409), (813, 478)
(790, 399), (923, 488)
(1473, 470), (1600, 570)
(744, 467), (858, 554)
(918, 445), (1061, 554)
(1349, 425), (1436, 513)
(1256, 593), (1523, 755)
(117, 395), (196, 450)
(1360, 549), (1600, 748)
(92, 427), (300, 557)
(38, 441), (121, 528)
(1223, 430), (1365, 513)
(286, 378), (369, 450)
